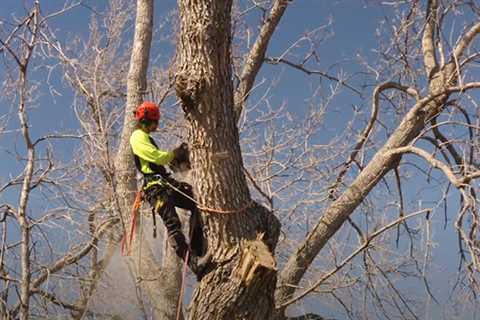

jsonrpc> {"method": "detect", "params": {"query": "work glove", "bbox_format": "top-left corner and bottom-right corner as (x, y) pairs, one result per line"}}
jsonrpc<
(173, 142), (189, 163)
(170, 142), (190, 172)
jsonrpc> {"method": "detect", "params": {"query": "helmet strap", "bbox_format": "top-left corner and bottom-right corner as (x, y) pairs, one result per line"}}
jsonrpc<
(139, 119), (157, 128)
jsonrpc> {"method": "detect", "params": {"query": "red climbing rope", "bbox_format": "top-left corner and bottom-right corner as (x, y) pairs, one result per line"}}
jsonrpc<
(176, 250), (190, 320)
(121, 190), (143, 256)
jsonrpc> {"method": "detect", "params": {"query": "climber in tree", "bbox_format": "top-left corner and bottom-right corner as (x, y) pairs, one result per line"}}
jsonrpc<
(130, 101), (209, 279)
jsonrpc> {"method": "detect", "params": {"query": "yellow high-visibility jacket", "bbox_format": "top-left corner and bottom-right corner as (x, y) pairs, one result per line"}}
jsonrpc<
(129, 129), (174, 175)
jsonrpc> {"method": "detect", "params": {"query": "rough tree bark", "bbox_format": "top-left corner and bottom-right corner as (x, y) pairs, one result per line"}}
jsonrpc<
(175, 1), (280, 319)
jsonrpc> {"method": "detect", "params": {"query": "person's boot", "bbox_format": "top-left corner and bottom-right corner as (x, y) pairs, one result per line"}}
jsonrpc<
(169, 233), (189, 259)
(188, 251), (212, 281)
(168, 233), (212, 280)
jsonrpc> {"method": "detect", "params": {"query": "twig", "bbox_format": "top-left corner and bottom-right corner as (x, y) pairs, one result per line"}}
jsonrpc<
(277, 209), (429, 308)
(329, 82), (418, 199)
(265, 57), (362, 97)
(234, 0), (290, 121)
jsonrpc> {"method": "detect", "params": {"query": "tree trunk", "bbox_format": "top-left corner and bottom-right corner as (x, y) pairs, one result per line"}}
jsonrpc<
(175, 1), (280, 319)
(18, 71), (34, 320)
(114, 1), (182, 318)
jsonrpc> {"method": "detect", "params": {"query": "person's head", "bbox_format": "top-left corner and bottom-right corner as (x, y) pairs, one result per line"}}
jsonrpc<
(134, 101), (160, 132)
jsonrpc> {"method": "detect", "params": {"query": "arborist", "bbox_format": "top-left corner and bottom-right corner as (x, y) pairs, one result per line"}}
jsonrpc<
(129, 101), (209, 279)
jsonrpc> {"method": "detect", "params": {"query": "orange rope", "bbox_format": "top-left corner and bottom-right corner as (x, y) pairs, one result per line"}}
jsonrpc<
(121, 190), (143, 256)
(176, 250), (190, 320)
(123, 180), (251, 317)
(164, 180), (253, 214)
(197, 202), (253, 214)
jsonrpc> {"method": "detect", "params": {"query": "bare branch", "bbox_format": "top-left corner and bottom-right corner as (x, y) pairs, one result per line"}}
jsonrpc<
(278, 209), (429, 308)
(429, 115), (466, 171)
(0, 204), (16, 222)
(14, 4), (41, 318)
(32, 134), (84, 147)
(39, 1), (82, 22)
(234, 0), (290, 121)
(264, 57), (362, 96)
(30, 288), (83, 312)
(30, 218), (118, 289)
(0, 38), (23, 67)
(419, 136), (453, 166)
(10, 217), (118, 318)
(329, 81), (418, 199)
(452, 22), (480, 62)
(422, 0), (439, 78)
(0, 8), (37, 67)
(388, 146), (465, 187)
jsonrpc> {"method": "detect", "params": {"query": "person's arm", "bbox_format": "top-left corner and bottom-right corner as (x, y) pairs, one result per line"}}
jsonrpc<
(130, 130), (174, 165)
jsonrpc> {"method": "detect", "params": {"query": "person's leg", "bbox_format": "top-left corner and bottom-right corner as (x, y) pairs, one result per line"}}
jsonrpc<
(189, 209), (206, 257)
(157, 197), (189, 259)
(146, 183), (210, 280)
(170, 182), (206, 257)
(144, 185), (189, 259)
(170, 181), (196, 211)
(159, 198), (210, 279)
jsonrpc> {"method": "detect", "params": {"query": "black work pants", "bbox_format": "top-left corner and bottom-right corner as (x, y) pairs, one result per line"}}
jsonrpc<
(144, 179), (204, 260)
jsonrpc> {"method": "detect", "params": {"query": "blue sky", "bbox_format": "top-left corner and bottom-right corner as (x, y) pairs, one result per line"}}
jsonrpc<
(1, 0), (386, 179)
(1, 1), (478, 319)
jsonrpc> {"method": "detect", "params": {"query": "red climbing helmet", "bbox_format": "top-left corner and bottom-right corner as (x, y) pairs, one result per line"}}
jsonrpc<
(135, 101), (160, 122)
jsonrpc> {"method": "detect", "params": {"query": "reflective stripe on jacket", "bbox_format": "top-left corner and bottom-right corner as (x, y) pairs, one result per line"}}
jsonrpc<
(129, 129), (174, 175)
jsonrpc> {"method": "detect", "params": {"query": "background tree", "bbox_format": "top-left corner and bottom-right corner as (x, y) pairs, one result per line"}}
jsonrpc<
(41, 0), (186, 318)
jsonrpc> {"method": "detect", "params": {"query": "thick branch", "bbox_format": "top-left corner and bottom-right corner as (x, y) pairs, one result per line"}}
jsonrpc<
(422, 0), (439, 78)
(234, 0), (289, 121)
(16, 5), (40, 318)
(275, 95), (435, 307)
(264, 57), (362, 96)
(115, 0), (153, 228)
(453, 22), (480, 62)
(274, 78), (479, 304)
(113, 1), (184, 318)
(329, 82), (418, 198)
(278, 210), (429, 308)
